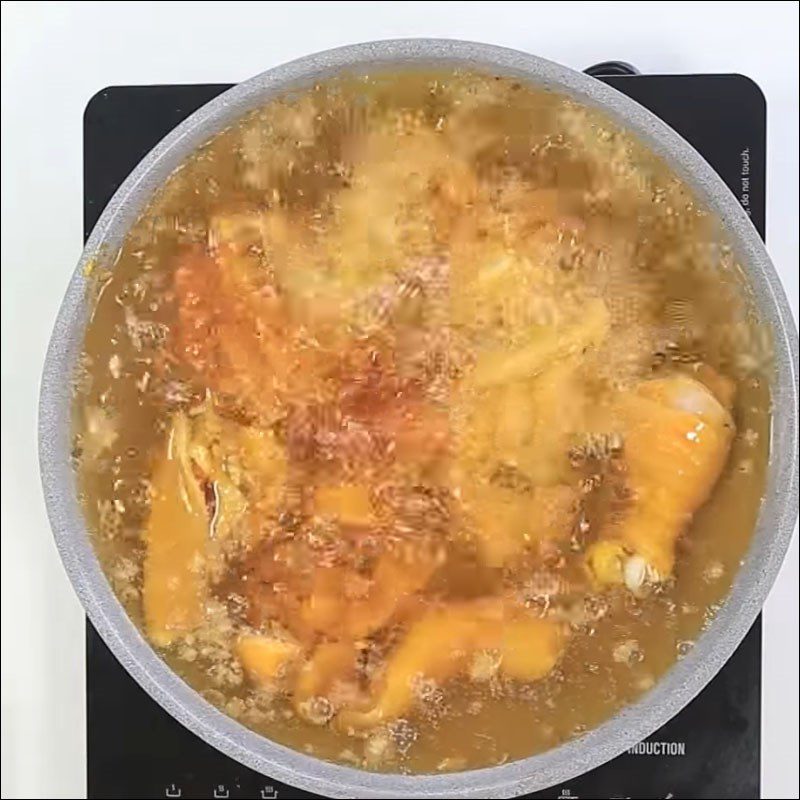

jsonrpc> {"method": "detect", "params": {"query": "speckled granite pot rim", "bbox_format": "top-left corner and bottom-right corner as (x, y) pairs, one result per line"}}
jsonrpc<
(38, 39), (798, 798)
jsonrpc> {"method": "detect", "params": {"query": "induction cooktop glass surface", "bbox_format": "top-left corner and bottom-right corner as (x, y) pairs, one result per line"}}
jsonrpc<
(83, 69), (766, 800)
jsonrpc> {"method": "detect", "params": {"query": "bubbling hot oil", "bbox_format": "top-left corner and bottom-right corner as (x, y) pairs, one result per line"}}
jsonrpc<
(74, 70), (770, 772)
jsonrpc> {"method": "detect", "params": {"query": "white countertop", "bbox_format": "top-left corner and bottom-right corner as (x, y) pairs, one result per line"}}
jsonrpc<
(1, 2), (797, 798)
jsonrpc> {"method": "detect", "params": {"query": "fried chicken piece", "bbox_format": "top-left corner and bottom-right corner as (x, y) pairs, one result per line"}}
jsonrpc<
(586, 372), (735, 587)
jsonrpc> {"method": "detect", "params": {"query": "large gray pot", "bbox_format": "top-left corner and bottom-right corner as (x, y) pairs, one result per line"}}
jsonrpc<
(38, 39), (798, 798)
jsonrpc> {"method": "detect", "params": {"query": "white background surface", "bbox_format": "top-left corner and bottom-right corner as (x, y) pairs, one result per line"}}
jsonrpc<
(1, 2), (797, 798)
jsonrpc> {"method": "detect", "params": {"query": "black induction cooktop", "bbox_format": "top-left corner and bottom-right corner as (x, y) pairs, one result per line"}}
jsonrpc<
(83, 69), (767, 800)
